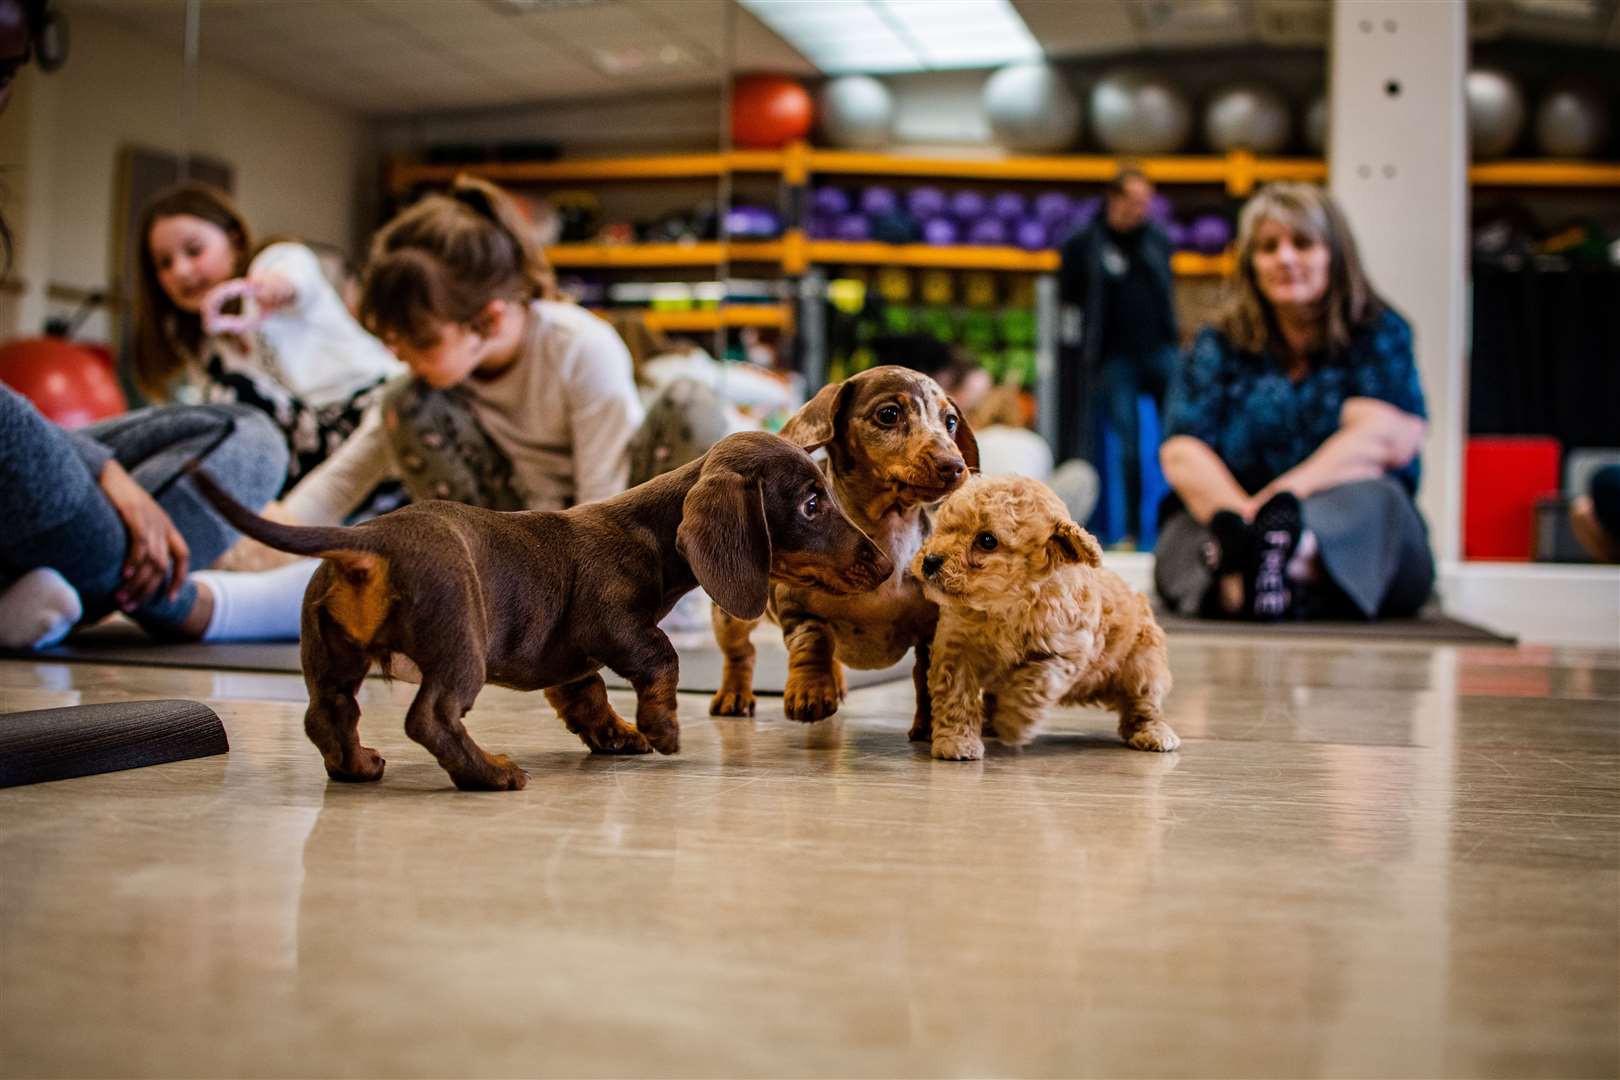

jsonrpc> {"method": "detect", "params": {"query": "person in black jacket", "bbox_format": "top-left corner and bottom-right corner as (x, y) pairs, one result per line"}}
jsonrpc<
(1057, 165), (1179, 541)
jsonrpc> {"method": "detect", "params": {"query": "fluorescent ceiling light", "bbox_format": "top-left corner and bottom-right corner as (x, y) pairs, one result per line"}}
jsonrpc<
(740, 0), (1041, 74)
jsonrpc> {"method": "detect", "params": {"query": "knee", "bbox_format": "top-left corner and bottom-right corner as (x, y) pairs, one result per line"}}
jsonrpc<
(205, 406), (289, 507)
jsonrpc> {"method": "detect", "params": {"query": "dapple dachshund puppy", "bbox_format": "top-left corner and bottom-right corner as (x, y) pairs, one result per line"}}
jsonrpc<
(192, 432), (891, 791)
(710, 366), (977, 737)
(914, 474), (1179, 761)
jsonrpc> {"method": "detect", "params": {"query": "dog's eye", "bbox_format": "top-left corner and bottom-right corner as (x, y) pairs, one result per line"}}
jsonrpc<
(945, 414), (958, 433)
(875, 405), (900, 425)
(975, 532), (998, 552)
(801, 493), (820, 517)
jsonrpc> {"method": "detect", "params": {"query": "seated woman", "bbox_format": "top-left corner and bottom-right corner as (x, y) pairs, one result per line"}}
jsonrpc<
(1155, 183), (1434, 621)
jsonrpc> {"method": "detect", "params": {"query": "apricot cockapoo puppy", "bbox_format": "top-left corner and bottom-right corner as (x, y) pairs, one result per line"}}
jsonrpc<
(913, 474), (1180, 761)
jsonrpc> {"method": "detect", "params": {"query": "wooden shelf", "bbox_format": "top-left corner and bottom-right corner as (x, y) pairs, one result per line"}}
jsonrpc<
(546, 241), (784, 268)
(1468, 160), (1620, 187)
(807, 241), (1234, 276)
(388, 150), (785, 192)
(639, 306), (792, 333)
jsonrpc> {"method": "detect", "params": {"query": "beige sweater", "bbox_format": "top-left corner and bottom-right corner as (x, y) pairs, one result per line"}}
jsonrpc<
(282, 301), (643, 524)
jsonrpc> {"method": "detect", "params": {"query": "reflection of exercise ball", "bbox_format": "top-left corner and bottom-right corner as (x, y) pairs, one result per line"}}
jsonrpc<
(983, 62), (1082, 152)
(1466, 68), (1526, 160)
(1090, 69), (1192, 154)
(1204, 83), (1291, 153)
(818, 75), (894, 149)
(1304, 93), (1328, 153)
(1534, 83), (1610, 158)
(731, 76), (813, 148)
(0, 337), (127, 430)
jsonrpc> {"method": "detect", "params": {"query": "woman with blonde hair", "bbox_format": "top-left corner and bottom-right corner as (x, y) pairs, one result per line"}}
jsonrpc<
(1155, 183), (1433, 621)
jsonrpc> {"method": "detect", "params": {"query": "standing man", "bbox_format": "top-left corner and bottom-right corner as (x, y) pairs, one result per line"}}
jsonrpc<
(1057, 165), (1179, 543)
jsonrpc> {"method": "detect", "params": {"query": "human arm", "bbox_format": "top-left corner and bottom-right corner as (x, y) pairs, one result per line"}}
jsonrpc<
(1159, 329), (1247, 522)
(1253, 397), (1426, 504)
(98, 459), (189, 607)
(1159, 435), (1255, 524)
(277, 406), (394, 525)
(244, 241), (324, 316)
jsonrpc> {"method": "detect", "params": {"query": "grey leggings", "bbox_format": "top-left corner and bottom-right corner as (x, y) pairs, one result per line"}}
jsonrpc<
(0, 387), (288, 634)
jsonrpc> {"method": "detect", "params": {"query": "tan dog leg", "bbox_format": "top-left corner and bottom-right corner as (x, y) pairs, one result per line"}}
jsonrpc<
(926, 648), (985, 760)
(1113, 645), (1179, 752)
(403, 678), (528, 791)
(986, 662), (1064, 748)
(782, 620), (844, 722)
(546, 674), (652, 755)
(710, 606), (759, 717)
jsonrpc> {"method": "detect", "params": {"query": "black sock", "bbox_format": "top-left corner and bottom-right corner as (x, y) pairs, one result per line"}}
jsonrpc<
(1204, 509), (1253, 575)
(1248, 493), (1303, 620)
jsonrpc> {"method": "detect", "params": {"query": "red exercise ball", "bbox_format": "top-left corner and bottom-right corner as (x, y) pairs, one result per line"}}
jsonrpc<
(0, 336), (128, 430)
(731, 76), (813, 148)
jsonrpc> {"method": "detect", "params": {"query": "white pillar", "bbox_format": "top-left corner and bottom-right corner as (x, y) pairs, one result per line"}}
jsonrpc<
(1329, 0), (1469, 564)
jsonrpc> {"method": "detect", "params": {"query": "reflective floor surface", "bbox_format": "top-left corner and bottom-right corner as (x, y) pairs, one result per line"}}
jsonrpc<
(1, 636), (1616, 1077)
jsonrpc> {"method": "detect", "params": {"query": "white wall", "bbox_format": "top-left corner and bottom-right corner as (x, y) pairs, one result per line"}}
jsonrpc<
(0, 8), (370, 343)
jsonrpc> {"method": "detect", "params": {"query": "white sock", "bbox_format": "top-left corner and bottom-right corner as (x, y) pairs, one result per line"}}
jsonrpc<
(1286, 529), (1321, 583)
(192, 560), (319, 642)
(0, 567), (83, 649)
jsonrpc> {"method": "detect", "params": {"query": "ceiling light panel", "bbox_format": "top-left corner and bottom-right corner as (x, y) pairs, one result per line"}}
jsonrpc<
(739, 0), (1041, 73)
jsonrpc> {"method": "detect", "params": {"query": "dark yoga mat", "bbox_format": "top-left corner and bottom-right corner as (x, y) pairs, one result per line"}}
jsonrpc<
(0, 698), (228, 788)
(1155, 611), (1515, 644)
(10, 621), (913, 695)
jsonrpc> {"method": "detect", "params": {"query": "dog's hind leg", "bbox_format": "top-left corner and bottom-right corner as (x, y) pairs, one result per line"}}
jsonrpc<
(546, 673), (652, 755)
(302, 608), (385, 783)
(986, 662), (1065, 748)
(709, 606), (759, 717)
(781, 619), (842, 722)
(403, 668), (528, 791)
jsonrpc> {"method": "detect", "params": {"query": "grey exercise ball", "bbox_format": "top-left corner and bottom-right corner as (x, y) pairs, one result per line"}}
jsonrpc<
(1304, 93), (1328, 153)
(1466, 67), (1527, 160)
(1090, 69), (1193, 155)
(983, 62), (1082, 153)
(1534, 83), (1610, 158)
(1204, 83), (1291, 154)
(818, 75), (895, 149)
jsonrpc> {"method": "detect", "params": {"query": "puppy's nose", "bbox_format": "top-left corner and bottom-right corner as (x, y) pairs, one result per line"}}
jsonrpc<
(935, 456), (966, 484)
(921, 553), (944, 577)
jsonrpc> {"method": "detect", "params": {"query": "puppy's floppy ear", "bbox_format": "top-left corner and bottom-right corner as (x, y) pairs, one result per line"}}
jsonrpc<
(677, 466), (772, 619)
(1049, 518), (1103, 567)
(779, 380), (850, 453)
(946, 394), (981, 473)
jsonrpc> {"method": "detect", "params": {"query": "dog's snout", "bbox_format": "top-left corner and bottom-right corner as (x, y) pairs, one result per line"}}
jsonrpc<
(921, 553), (944, 577)
(935, 456), (966, 484)
(862, 541), (894, 578)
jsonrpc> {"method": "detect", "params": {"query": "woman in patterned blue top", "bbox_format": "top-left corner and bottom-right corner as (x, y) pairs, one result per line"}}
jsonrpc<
(1155, 184), (1434, 621)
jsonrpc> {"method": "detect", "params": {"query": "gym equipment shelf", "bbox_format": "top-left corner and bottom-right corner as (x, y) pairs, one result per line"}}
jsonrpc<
(635, 306), (793, 333)
(546, 241), (785, 267)
(805, 241), (1234, 276)
(1468, 161), (1620, 187)
(387, 150), (785, 192)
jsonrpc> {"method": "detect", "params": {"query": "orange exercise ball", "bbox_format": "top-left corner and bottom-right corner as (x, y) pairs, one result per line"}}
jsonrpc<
(731, 76), (813, 148)
(0, 336), (127, 430)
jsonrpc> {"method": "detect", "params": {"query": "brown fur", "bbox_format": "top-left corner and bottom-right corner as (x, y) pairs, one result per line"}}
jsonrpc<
(191, 432), (891, 791)
(913, 474), (1179, 761)
(709, 366), (978, 733)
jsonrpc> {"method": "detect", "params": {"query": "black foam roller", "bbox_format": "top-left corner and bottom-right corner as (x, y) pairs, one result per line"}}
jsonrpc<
(0, 699), (228, 788)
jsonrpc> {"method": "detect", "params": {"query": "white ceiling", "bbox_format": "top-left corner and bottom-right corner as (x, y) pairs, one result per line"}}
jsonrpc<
(65, 0), (1620, 118)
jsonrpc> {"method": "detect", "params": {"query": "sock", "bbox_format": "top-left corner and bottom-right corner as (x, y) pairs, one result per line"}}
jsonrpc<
(0, 567), (83, 649)
(192, 560), (319, 642)
(1203, 509), (1254, 574)
(1248, 493), (1303, 621)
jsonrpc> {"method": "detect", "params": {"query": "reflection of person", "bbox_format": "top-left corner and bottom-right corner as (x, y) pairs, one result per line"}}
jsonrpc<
(133, 183), (404, 513)
(1058, 165), (1179, 539)
(1155, 183), (1433, 621)
(1570, 464), (1620, 563)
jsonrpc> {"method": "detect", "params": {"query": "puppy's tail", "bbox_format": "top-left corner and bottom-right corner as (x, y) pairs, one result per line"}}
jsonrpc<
(187, 463), (379, 563)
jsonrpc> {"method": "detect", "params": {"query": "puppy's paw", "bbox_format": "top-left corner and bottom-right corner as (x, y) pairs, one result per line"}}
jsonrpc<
(453, 754), (529, 791)
(710, 687), (756, 717)
(1125, 721), (1180, 753)
(783, 677), (841, 722)
(328, 747), (386, 783)
(641, 724), (681, 755)
(931, 732), (984, 761)
(587, 726), (653, 755)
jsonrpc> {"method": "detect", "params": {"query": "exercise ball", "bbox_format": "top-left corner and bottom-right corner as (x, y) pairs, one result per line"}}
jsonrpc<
(0, 337), (127, 430)
(1534, 83), (1610, 158)
(1304, 93), (1328, 153)
(982, 62), (1082, 152)
(812, 187), (850, 217)
(818, 75), (894, 149)
(1466, 68), (1526, 160)
(921, 217), (960, 246)
(731, 75), (813, 149)
(1090, 70), (1192, 154)
(1204, 83), (1291, 153)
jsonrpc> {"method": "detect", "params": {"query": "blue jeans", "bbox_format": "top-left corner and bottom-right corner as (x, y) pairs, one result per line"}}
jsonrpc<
(0, 388), (288, 634)
(1100, 345), (1176, 537)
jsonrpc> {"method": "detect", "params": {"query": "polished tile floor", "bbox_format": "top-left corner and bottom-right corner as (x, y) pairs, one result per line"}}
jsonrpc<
(1, 636), (1616, 1078)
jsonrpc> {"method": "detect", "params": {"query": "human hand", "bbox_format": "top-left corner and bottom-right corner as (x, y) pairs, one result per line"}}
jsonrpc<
(99, 460), (189, 608)
(251, 271), (298, 314)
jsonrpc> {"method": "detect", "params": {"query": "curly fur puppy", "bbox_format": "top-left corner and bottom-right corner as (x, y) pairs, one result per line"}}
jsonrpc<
(913, 474), (1179, 761)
